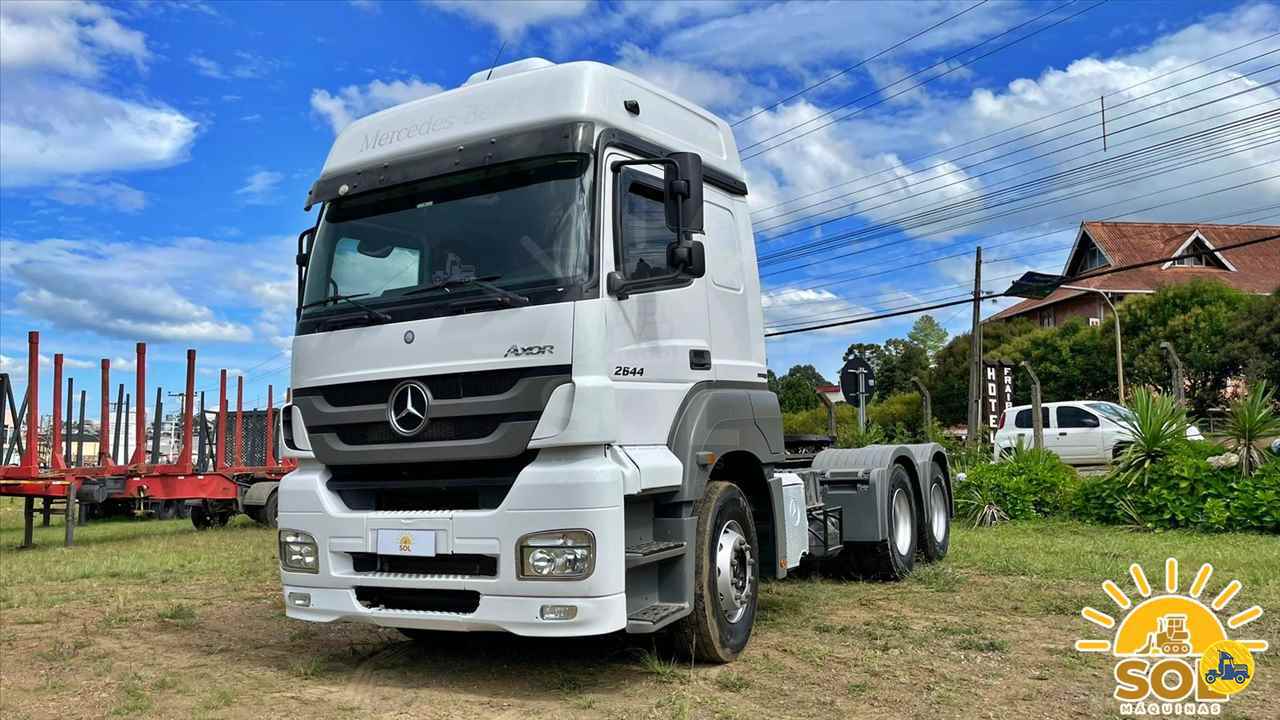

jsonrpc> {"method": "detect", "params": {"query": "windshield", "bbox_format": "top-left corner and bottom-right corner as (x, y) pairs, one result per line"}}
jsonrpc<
(301, 153), (592, 320)
(1087, 402), (1133, 424)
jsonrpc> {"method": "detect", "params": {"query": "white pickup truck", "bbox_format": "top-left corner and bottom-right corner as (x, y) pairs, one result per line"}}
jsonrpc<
(993, 400), (1204, 465)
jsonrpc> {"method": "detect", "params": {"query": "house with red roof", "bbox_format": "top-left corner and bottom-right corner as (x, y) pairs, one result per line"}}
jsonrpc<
(989, 221), (1280, 326)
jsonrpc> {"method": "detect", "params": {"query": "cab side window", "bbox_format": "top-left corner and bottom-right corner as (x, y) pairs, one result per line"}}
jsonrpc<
(617, 169), (677, 280)
(1014, 408), (1048, 428)
(1057, 406), (1100, 428)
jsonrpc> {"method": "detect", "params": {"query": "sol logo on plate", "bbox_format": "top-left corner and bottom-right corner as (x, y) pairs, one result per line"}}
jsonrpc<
(1075, 558), (1267, 716)
(399, 534), (413, 553)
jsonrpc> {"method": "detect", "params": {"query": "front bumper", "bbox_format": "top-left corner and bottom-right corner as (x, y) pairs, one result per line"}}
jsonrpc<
(278, 446), (628, 637)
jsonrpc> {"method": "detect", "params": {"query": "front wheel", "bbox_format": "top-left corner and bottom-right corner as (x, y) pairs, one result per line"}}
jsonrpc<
(676, 481), (759, 663)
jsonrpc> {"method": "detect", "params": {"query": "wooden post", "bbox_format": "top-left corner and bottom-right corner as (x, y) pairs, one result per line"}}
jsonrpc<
(1160, 341), (1185, 406)
(64, 480), (76, 547)
(1020, 361), (1044, 450)
(21, 497), (34, 549)
(966, 247), (983, 446)
(817, 391), (837, 440)
(911, 376), (932, 438)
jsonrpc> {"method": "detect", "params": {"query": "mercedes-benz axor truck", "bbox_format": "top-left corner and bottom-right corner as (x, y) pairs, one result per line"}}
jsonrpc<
(277, 58), (953, 662)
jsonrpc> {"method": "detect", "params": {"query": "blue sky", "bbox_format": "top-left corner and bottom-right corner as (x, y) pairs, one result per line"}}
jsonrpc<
(2, 0), (1278, 418)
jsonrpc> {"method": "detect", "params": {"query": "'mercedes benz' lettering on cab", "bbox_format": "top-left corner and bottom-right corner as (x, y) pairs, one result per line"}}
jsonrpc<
(279, 57), (953, 664)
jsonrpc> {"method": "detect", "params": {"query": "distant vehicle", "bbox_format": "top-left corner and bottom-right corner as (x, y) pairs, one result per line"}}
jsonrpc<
(993, 400), (1204, 465)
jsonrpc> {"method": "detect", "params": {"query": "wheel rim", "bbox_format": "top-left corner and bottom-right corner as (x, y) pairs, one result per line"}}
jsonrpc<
(715, 520), (755, 624)
(930, 482), (948, 542)
(892, 488), (913, 557)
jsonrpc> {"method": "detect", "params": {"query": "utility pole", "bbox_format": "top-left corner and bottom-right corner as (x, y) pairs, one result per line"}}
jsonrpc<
(966, 246), (983, 446)
(911, 377), (932, 438)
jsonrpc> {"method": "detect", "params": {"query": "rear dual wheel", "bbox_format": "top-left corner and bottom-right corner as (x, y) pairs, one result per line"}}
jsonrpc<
(918, 461), (950, 563)
(839, 465), (917, 580)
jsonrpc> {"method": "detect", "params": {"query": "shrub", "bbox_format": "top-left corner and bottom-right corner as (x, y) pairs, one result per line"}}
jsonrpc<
(866, 392), (923, 438)
(1222, 380), (1280, 476)
(1075, 442), (1279, 532)
(1115, 388), (1191, 484)
(956, 447), (1077, 527)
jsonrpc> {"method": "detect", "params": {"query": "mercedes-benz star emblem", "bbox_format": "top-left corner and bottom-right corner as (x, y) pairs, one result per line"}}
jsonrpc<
(387, 380), (430, 437)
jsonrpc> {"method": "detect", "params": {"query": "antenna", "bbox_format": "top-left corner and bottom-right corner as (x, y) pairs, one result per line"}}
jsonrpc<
(485, 40), (507, 81)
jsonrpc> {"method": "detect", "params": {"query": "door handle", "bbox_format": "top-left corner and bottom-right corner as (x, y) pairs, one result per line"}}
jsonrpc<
(689, 349), (712, 371)
(1058, 432), (1067, 436)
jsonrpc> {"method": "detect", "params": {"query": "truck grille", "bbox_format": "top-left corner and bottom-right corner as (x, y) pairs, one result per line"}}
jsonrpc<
(292, 365), (570, 465)
(328, 452), (538, 511)
(294, 365), (569, 407)
(354, 587), (481, 614)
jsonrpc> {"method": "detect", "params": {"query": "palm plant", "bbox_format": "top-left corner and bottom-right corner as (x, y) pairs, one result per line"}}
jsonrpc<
(1115, 388), (1191, 485)
(1223, 380), (1280, 476)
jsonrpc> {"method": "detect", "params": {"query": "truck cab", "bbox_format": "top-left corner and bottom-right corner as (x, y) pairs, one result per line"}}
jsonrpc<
(278, 58), (952, 662)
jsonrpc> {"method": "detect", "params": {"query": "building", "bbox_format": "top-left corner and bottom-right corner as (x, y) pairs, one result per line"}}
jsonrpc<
(989, 221), (1280, 326)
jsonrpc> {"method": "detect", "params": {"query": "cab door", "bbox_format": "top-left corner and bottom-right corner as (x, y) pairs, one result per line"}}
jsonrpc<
(1053, 405), (1104, 463)
(601, 147), (711, 445)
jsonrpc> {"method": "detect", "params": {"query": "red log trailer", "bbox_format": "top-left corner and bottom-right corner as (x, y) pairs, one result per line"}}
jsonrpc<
(0, 331), (293, 547)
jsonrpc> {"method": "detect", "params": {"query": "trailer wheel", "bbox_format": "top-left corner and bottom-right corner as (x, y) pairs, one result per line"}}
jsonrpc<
(919, 461), (950, 563)
(841, 465), (916, 580)
(676, 481), (758, 664)
(261, 491), (279, 529)
(191, 506), (231, 530)
(157, 501), (179, 521)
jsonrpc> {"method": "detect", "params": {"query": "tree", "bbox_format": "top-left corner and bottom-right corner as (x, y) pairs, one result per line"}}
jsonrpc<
(1227, 291), (1280, 389)
(876, 338), (929, 397)
(774, 364), (831, 413)
(929, 317), (1036, 426)
(1119, 280), (1250, 416)
(907, 315), (948, 365)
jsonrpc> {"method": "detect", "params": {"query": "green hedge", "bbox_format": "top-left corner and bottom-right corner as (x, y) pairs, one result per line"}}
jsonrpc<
(1075, 441), (1279, 533)
(956, 448), (1077, 523)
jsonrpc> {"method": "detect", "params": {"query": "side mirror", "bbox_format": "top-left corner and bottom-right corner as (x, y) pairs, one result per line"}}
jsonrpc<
(296, 227), (316, 319)
(663, 152), (704, 235)
(667, 239), (706, 279)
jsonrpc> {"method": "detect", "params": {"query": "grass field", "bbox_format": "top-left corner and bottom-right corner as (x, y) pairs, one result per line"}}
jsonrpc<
(1, 498), (1276, 720)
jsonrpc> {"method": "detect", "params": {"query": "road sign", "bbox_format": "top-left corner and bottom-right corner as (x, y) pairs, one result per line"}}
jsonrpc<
(840, 356), (876, 408)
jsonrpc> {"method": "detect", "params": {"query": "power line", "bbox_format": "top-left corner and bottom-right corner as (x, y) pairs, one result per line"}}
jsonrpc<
(755, 74), (1280, 249)
(765, 232), (1280, 336)
(750, 33), (1280, 217)
(756, 104), (1280, 275)
(731, 0), (990, 127)
(742, 0), (1106, 159)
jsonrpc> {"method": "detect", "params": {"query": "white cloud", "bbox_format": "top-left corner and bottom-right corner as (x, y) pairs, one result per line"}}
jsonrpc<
(310, 77), (444, 134)
(761, 287), (879, 336)
(0, 2), (197, 188)
(0, 0), (149, 78)
(427, 0), (590, 41)
(0, 234), (296, 344)
(235, 170), (284, 205)
(48, 179), (147, 212)
(348, 0), (380, 12)
(615, 43), (765, 112)
(188, 53), (226, 79)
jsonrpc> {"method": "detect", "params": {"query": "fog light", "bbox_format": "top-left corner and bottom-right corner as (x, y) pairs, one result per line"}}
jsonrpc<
(540, 604), (578, 621)
(288, 592), (312, 608)
(279, 529), (319, 574)
(518, 529), (595, 580)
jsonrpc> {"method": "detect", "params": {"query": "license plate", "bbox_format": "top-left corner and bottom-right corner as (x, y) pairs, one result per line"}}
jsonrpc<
(376, 529), (437, 557)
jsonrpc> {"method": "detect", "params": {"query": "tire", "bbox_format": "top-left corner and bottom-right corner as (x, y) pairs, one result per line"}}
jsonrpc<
(191, 505), (213, 530)
(261, 491), (279, 529)
(919, 461), (950, 563)
(676, 481), (759, 664)
(157, 501), (178, 520)
(840, 465), (917, 580)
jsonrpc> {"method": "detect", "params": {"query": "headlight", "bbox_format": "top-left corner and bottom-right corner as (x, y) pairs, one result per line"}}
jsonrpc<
(279, 529), (319, 573)
(518, 529), (594, 580)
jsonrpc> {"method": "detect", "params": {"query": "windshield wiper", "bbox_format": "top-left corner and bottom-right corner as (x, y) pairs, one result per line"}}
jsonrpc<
(403, 274), (529, 306)
(300, 292), (393, 322)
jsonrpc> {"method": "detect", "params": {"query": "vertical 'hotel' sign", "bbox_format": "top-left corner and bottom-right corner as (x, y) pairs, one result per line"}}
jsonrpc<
(984, 363), (1015, 430)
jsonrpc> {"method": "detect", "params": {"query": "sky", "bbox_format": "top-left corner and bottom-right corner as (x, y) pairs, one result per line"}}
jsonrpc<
(2, 0), (1279, 421)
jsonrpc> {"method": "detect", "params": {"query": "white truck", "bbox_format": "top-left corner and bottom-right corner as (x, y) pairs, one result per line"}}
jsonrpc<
(277, 58), (953, 662)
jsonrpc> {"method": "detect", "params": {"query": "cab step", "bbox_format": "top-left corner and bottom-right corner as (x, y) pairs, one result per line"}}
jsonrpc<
(627, 602), (689, 632)
(625, 540), (686, 569)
